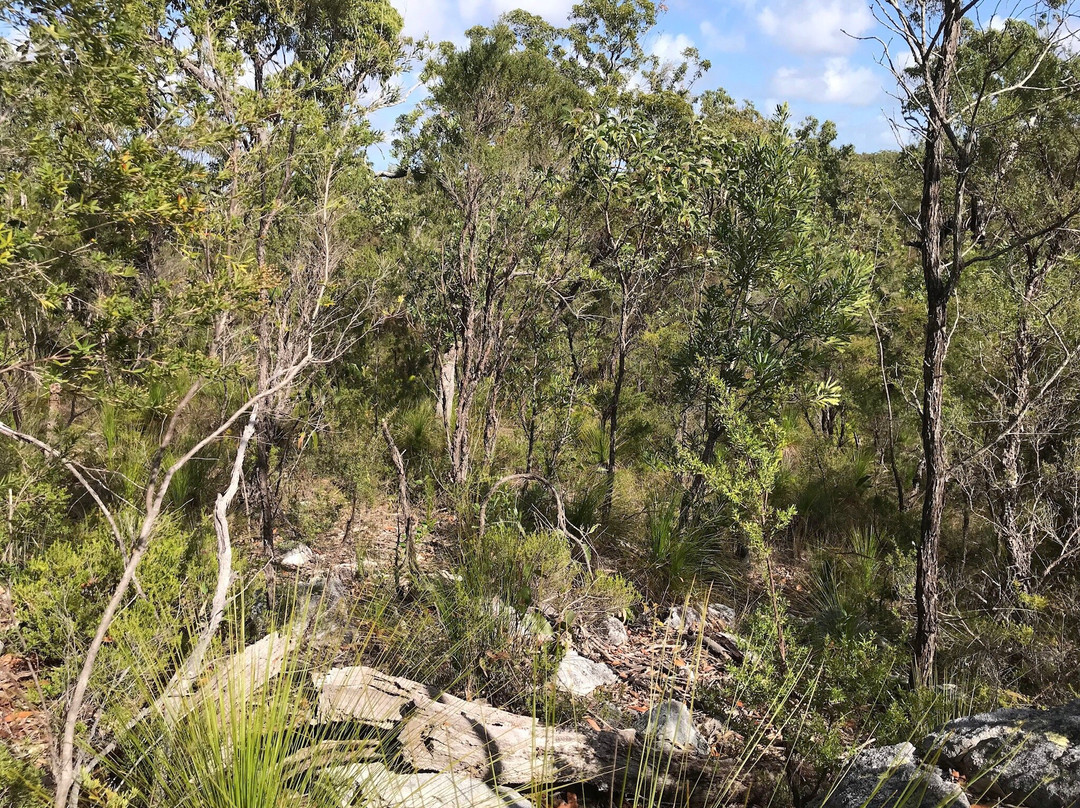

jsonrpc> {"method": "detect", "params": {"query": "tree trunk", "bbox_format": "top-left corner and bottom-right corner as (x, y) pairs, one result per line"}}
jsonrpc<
(912, 1), (964, 688)
(381, 420), (418, 596)
(915, 290), (948, 687)
(1001, 263), (1039, 599)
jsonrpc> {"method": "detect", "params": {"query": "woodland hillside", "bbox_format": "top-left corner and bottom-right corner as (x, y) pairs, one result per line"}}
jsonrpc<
(2, 1), (1080, 806)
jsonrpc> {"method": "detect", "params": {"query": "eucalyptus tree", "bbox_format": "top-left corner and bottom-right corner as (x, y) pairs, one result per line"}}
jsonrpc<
(873, 0), (1080, 683)
(0, 0), (407, 800)
(569, 94), (709, 518)
(396, 22), (583, 489)
(950, 20), (1080, 599)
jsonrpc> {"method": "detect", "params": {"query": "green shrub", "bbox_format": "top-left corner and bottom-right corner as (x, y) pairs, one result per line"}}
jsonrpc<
(0, 743), (47, 808)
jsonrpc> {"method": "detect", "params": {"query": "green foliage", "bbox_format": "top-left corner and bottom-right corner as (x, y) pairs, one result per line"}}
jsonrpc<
(643, 494), (727, 597)
(0, 743), (47, 808)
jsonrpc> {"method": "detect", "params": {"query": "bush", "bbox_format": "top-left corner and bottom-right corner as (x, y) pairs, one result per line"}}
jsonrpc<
(0, 743), (47, 808)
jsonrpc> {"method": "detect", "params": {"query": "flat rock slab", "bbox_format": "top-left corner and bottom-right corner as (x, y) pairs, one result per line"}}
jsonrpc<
(321, 762), (534, 808)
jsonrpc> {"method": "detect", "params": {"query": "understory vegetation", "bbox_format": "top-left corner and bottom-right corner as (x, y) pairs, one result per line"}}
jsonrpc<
(2, 0), (1080, 806)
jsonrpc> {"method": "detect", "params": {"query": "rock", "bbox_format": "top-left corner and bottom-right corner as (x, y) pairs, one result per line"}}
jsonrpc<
(825, 742), (968, 808)
(664, 605), (702, 632)
(490, 599), (554, 641)
(555, 649), (617, 697)
(592, 615), (629, 646)
(634, 700), (705, 753)
(922, 700), (1080, 808)
(665, 603), (736, 632)
(320, 762), (534, 808)
(707, 603), (737, 627)
(279, 544), (315, 570)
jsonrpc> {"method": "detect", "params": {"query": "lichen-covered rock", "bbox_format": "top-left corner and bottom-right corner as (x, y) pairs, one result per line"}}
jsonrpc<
(922, 700), (1080, 808)
(555, 649), (617, 697)
(634, 700), (705, 753)
(825, 743), (968, 808)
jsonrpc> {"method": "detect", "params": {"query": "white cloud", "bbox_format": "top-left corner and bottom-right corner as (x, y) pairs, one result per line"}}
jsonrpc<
(758, 0), (872, 54)
(700, 20), (746, 53)
(394, 0), (575, 44)
(457, 0), (575, 25)
(652, 32), (695, 63)
(773, 57), (880, 105)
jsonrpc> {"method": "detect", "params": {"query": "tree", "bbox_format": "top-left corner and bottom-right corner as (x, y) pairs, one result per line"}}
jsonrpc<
(397, 21), (581, 489)
(675, 113), (871, 525)
(950, 20), (1080, 598)
(0, 0), (407, 801)
(873, 0), (1080, 683)
(571, 96), (706, 518)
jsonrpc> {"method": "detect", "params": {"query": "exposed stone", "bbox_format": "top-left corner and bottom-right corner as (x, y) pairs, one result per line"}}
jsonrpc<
(922, 700), (1080, 808)
(320, 762), (534, 808)
(555, 649), (617, 697)
(592, 615), (630, 646)
(665, 603), (736, 633)
(634, 700), (705, 753)
(664, 606), (702, 632)
(707, 603), (737, 628)
(825, 742), (968, 808)
(279, 543), (315, 570)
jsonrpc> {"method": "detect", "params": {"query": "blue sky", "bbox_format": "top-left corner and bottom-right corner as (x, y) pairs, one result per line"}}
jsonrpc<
(370, 0), (914, 161)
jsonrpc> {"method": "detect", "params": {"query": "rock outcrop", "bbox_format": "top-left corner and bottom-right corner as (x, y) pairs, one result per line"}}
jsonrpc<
(831, 700), (1080, 808)
(925, 700), (1080, 808)
(824, 743), (967, 808)
(312, 664), (767, 808)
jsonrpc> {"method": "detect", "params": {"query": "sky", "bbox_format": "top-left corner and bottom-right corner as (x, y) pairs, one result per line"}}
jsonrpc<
(367, 0), (921, 164)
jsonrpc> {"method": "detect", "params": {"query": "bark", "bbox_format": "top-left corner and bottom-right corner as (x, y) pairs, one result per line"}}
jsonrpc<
(915, 290), (948, 687)
(911, 0), (965, 688)
(381, 419), (418, 595)
(602, 293), (632, 522)
(999, 253), (1048, 599)
(435, 346), (458, 448)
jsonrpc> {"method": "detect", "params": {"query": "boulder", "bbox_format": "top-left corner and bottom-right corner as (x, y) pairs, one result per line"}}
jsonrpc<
(279, 544), (315, 570)
(320, 762), (534, 808)
(555, 649), (617, 697)
(825, 742), (968, 808)
(592, 615), (630, 647)
(922, 700), (1080, 808)
(634, 700), (705, 754)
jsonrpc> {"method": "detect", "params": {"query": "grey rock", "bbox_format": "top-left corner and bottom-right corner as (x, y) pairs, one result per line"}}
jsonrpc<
(592, 615), (630, 646)
(922, 700), (1080, 808)
(665, 603), (737, 632)
(634, 700), (705, 753)
(279, 543), (315, 570)
(665, 606), (702, 632)
(825, 742), (968, 808)
(320, 762), (534, 808)
(555, 649), (617, 697)
(707, 603), (737, 627)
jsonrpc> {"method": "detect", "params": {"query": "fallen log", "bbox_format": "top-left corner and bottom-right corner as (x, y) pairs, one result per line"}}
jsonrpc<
(313, 666), (775, 807)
